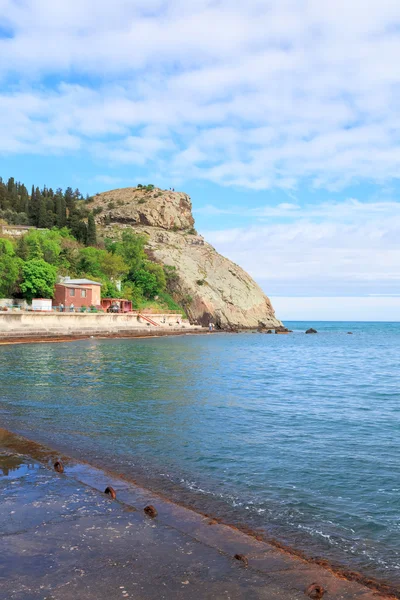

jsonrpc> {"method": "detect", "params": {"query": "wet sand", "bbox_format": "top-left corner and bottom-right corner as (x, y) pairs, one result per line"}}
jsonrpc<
(0, 429), (396, 600)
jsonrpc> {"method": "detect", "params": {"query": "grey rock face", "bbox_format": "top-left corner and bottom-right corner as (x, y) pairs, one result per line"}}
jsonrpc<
(93, 187), (282, 328)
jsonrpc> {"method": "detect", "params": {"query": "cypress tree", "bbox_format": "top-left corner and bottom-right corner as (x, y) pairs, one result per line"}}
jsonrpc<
(86, 212), (97, 246)
(20, 184), (29, 214)
(64, 187), (74, 213)
(38, 196), (47, 228)
(29, 186), (38, 225)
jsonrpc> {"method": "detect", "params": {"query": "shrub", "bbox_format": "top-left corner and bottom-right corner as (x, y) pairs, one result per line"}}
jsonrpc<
(157, 291), (186, 316)
(188, 227), (197, 235)
(138, 198), (146, 204)
(137, 184), (143, 188)
(93, 207), (103, 215)
(196, 279), (205, 286)
(107, 201), (115, 210)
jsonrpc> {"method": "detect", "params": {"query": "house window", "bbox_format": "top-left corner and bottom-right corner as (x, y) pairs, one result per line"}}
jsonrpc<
(81, 289), (87, 298)
(69, 288), (75, 297)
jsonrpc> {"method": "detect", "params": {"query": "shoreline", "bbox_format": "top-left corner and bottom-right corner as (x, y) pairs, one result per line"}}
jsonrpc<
(0, 427), (398, 599)
(0, 328), (212, 346)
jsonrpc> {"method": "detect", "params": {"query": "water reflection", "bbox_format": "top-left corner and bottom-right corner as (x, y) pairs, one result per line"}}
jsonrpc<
(0, 453), (39, 478)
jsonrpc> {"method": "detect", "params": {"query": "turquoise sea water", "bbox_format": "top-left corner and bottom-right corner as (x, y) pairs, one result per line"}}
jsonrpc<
(0, 322), (399, 586)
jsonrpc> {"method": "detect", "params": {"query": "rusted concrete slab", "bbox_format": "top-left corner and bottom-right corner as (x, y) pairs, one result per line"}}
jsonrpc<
(0, 439), (393, 600)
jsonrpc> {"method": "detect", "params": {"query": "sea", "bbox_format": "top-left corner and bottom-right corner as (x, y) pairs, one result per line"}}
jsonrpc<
(0, 321), (399, 587)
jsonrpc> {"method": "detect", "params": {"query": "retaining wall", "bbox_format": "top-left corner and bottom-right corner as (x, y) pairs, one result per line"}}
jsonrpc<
(0, 313), (201, 340)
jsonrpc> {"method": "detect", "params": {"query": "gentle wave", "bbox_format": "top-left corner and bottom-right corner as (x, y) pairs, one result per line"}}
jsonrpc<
(0, 322), (399, 586)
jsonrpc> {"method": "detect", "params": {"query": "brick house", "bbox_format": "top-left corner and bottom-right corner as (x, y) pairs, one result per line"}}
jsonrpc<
(54, 278), (102, 310)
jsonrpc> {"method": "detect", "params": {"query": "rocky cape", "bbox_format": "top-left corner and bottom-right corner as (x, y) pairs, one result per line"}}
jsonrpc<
(92, 186), (282, 329)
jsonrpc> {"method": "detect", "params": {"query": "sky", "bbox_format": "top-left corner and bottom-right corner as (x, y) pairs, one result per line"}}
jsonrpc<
(1, 0), (400, 320)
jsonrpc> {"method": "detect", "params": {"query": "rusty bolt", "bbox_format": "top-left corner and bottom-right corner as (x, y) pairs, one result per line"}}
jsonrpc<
(234, 554), (248, 567)
(144, 505), (158, 518)
(306, 583), (326, 599)
(54, 461), (64, 473)
(104, 486), (116, 500)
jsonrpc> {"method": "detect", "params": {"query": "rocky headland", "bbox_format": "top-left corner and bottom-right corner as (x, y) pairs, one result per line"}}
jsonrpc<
(91, 186), (282, 329)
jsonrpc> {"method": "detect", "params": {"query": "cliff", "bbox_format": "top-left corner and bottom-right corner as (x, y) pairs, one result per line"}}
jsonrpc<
(91, 187), (282, 329)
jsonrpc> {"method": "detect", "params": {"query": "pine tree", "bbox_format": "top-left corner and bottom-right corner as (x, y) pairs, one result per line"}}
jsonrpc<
(86, 212), (97, 246)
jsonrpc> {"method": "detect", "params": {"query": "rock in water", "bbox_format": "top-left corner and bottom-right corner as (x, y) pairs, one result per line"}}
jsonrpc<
(92, 187), (282, 329)
(305, 328), (318, 334)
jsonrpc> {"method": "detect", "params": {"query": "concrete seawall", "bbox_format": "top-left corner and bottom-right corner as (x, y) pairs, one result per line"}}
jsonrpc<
(1, 428), (395, 600)
(0, 312), (204, 341)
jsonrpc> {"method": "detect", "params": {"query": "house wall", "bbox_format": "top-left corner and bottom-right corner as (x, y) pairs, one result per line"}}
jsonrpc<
(86, 285), (101, 306)
(54, 285), (93, 309)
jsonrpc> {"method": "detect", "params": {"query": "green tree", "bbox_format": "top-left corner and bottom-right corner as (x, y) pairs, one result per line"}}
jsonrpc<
(144, 262), (166, 293)
(121, 282), (144, 309)
(55, 190), (67, 228)
(101, 280), (120, 299)
(20, 259), (57, 302)
(133, 269), (158, 298)
(99, 252), (129, 280)
(0, 238), (21, 297)
(77, 247), (104, 279)
(16, 236), (29, 261)
(86, 212), (97, 246)
(112, 230), (147, 278)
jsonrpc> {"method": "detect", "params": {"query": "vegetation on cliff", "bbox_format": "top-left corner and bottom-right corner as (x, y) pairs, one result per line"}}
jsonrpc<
(0, 176), (184, 313)
(0, 176), (280, 327)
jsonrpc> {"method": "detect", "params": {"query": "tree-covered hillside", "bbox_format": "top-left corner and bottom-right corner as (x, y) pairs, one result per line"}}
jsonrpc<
(0, 176), (183, 313)
(0, 176), (97, 244)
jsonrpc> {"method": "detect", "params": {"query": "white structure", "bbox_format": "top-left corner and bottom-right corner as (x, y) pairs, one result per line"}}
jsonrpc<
(32, 298), (52, 312)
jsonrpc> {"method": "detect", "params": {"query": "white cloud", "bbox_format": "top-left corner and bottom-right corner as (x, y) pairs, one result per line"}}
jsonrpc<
(202, 197), (400, 297)
(1, 1), (400, 188)
(271, 296), (400, 321)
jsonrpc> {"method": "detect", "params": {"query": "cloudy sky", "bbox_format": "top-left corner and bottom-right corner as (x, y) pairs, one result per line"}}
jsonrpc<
(1, 0), (400, 320)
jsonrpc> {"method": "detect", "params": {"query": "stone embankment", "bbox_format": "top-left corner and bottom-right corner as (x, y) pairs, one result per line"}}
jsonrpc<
(0, 312), (204, 343)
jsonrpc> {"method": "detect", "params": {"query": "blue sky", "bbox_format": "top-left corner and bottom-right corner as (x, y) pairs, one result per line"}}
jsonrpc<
(1, 0), (400, 320)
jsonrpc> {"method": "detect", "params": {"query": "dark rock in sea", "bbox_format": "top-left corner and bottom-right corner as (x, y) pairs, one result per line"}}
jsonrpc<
(266, 330), (273, 334)
(305, 328), (318, 334)
(347, 332), (353, 334)
(144, 505), (158, 518)
(226, 326), (239, 333)
(275, 325), (292, 334)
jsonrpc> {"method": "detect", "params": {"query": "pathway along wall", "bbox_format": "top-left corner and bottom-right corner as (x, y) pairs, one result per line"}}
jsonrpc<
(0, 313), (201, 340)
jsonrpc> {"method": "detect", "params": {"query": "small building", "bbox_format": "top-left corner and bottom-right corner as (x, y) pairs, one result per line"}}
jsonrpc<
(32, 298), (52, 312)
(101, 298), (133, 313)
(54, 278), (102, 310)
